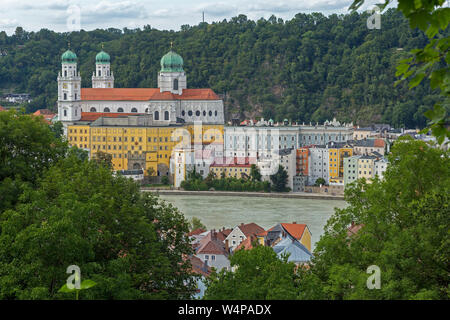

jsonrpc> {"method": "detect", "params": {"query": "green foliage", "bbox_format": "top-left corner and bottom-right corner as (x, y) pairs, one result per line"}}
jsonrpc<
(298, 138), (449, 299)
(189, 217), (206, 231)
(181, 171), (270, 192)
(270, 165), (290, 192)
(161, 175), (170, 185)
(0, 110), (68, 210)
(351, 0), (449, 143)
(250, 164), (262, 182)
(0, 11), (444, 128)
(204, 246), (299, 300)
(0, 114), (198, 299)
(314, 177), (327, 186)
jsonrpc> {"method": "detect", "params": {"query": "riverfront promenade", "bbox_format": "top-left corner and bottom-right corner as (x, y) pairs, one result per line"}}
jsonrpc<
(141, 188), (344, 200)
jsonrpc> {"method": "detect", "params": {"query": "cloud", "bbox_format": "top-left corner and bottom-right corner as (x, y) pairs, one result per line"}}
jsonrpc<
(0, 18), (19, 29)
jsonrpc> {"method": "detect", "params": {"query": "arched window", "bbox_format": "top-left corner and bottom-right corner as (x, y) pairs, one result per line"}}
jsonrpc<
(90, 107), (96, 112)
(164, 111), (169, 120)
(203, 111), (206, 116)
(145, 108), (149, 113)
(173, 79), (178, 90)
(104, 108), (110, 112)
(117, 108), (124, 113)
(64, 70), (67, 77)
(154, 111), (159, 120)
(196, 110), (200, 117)
(133, 163), (141, 170)
(98, 70), (101, 77)
(64, 110), (67, 117)
(215, 110), (218, 117)
(209, 111), (212, 117)
(131, 108), (138, 113)
(182, 110), (185, 116)
(188, 110), (193, 117)
(63, 93), (67, 100)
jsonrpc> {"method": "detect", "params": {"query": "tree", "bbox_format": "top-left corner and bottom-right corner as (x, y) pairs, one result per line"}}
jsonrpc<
(0, 154), (197, 299)
(0, 110), (68, 211)
(161, 175), (170, 185)
(350, 0), (449, 144)
(189, 217), (206, 231)
(315, 177), (326, 186)
(297, 137), (449, 299)
(250, 164), (262, 182)
(146, 167), (156, 177)
(92, 151), (113, 169)
(204, 246), (299, 300)
(270, 165), (289, 192)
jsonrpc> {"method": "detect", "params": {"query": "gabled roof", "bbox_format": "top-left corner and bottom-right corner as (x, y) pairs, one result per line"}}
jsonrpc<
(235, 235), (257, 251)
(81, 88), (220, 101)
(188, 228), (206, 237)
(280, 223), (309, 241)
(237, 223), (265, 238)
(197, 232), (229, 256)
(273, 237), (312, 263)
(189, 255), (212, 277)
(33, 109), (54, 116)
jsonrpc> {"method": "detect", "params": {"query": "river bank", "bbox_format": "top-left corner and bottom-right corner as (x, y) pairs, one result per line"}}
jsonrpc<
(141, 188), (344, 200)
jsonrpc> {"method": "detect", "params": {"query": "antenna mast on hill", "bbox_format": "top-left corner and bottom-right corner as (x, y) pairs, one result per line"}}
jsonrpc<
(202, 11), (205, 23)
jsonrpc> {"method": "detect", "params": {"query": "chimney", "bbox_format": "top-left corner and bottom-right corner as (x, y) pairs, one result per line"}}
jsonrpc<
(292, 222), (297, 224)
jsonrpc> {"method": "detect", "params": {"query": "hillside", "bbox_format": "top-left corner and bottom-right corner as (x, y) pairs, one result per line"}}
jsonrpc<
(0, 9), (444, 128)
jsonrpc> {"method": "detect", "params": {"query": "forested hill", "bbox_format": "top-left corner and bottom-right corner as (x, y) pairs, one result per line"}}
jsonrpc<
(0, 9), (444, 128)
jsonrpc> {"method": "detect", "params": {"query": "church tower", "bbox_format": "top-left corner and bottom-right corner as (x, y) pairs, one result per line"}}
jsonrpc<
(92, 48), (114, 88)
(158, 46), (186, 95)
(57, 48), (82, 122)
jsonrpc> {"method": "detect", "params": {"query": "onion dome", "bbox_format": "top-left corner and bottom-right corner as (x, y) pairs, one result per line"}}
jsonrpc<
(160, 50), (184, 72)
(96, 50), (111, 64)
(61, 50), (77, 63)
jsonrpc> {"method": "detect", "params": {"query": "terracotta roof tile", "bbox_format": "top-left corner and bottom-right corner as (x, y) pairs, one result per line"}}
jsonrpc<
(238, 223), (265, 238)
(281, 223), (307, 241)
(81, 88), (220, 101)
(188, 228), (206, 237)
(197, 232), (229, 256)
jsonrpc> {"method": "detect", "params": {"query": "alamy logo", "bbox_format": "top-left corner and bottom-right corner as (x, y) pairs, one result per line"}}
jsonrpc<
(66, 265), (81, 290)
(67, 5), (81, 32)
(366, 265), (381, 289)
(367, 6), (381, 30)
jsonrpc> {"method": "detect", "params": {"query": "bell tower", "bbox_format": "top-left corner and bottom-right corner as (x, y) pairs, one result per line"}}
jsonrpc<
(92, 45), (114, 88)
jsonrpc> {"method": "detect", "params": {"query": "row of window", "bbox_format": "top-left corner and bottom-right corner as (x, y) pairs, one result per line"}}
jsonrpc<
(181, 110), (218, 117)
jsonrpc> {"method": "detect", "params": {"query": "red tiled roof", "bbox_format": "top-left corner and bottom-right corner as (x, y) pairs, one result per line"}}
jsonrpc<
(235, 235), (257, 251)
(81, 88), (220, 101)
(33, 109), (54, 116)
(238, 223), (265, 238)
(281, 223), (307, 241)
(216, 228), (232, 242)
(80, 112), (139, 121)
(197, 232), (229, 256)
(374, 139), (385, 148)
(347, 222), (364, 237)
(0, 106), (6, 112)
(210, 157), (257, 168)
(188, 228), (206, 237)
(189, 255), (212, 277)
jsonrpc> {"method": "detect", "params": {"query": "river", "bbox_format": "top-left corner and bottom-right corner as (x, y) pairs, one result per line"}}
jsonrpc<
(159, 194), (347, 250)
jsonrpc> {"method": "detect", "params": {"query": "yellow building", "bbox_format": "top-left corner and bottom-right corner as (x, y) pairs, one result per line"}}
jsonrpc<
(67, 115), (225, 178)
(358, 155), (376, 182)
(329, 144), (353, 183)
(210, 160), (252, 179)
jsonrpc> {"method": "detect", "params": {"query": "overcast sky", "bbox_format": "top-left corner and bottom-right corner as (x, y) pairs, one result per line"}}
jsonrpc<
(0, 0), (384, 35)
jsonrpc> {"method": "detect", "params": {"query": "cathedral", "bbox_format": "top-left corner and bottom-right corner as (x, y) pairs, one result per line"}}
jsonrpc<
(57, 47), (225, 128)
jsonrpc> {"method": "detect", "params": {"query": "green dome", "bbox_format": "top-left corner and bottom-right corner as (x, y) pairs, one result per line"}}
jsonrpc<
(96, 50), (110, 64)
(61, 50), (77, 63)
(160, 50), (184, 72)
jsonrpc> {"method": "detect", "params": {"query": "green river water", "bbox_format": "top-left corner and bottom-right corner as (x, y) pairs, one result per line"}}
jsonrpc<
(159, 195), (347, 250)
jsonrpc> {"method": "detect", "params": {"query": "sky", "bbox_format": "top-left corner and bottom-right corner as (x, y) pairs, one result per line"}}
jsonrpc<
(0, 0), (384, 35)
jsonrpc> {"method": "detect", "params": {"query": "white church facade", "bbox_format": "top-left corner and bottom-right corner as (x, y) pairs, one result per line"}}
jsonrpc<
(57, 47), (225, 128)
